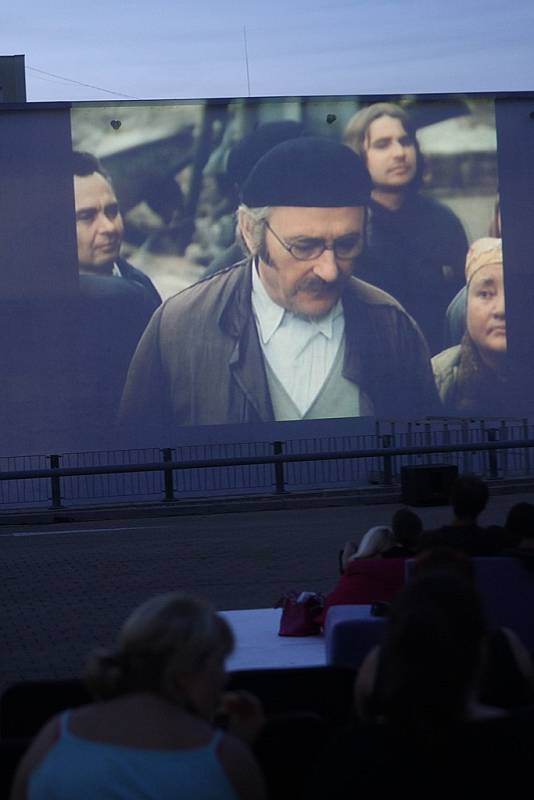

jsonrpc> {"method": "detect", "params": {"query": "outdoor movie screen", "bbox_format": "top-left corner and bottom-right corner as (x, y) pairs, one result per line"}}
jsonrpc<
(2, 92), (526, 456)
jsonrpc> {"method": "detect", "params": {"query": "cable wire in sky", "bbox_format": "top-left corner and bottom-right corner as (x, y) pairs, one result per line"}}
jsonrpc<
(26, 66), (138, 99)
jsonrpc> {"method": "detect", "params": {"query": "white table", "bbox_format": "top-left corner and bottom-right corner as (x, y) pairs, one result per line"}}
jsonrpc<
(220, 608), (326, 671)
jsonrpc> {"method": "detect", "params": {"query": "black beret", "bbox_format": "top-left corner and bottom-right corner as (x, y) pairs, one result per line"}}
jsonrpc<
(226, 121), (304, 188)
(241, 136), (372, 207)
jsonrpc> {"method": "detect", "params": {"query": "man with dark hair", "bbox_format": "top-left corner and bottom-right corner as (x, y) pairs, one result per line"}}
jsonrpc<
(451, 474), (489, 520)
(343, 103), (468, 354)
(72, 152), (161, 438)
(421, 474), (504, 555)
(120, 137), (439, 440)
(505, 502), (534, 550)
(382, 508), (423, 557)
(73, 151), (161, 308)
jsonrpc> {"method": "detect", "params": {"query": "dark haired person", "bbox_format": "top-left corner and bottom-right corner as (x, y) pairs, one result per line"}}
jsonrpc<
(381, 507), (422, 557)
(503, 503), (534, 572)
(73, 151), (161, 308)
(120, 137), (439, 438)
(505, 502), (534, 551)
(72, 152), (162, 439)
(344, 102), (468, 354)
(314, 569), (534, 797)
(421, 474), (505, 555)
(357, 549), (534, 718)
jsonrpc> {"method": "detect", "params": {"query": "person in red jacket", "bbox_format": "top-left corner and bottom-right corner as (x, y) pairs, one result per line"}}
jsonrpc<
(319, 525), (406, 625)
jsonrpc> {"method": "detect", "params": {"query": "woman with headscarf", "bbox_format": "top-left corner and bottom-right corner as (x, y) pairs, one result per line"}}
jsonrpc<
(344, 102), (468, 354)
(432, 237), (509, 415)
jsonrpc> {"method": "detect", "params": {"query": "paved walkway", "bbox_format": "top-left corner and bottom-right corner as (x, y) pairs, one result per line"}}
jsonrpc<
(0, 489), (532, 693)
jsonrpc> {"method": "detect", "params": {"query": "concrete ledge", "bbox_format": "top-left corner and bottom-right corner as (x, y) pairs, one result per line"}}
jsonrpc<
(1, 475), (533, 527)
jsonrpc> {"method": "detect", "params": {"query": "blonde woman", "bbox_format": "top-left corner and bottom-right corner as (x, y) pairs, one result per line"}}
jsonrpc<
(11, 593), (266, 800)
(318, 526), (404, 624)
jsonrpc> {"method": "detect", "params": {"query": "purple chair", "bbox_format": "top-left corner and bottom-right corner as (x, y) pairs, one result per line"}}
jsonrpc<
(405, 556), (534, 652)
(324, 605), (386, 668)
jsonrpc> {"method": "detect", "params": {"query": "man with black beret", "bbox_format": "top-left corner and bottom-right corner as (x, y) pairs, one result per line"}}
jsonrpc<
(204, 120), (304, 277)
(120, 137), (439, 438)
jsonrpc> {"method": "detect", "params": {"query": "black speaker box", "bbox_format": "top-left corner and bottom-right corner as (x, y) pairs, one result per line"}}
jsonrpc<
(400, 464), (458, 506)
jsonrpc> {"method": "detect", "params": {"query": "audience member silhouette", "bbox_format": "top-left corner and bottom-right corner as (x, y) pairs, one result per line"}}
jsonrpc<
(505, 502), (534, 551)
(421, 474), (505, 555)
(314, 568), (534, 796)
(10, 592), (266, 800)
(320, 525), (405, 623)
(381, 508), (422, 558)
(341, 525), (394, 572)
(354, 548), (534, 716)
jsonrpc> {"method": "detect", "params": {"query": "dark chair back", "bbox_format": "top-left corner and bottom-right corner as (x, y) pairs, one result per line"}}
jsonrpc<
(0, 679), (91, 739)
(227, 665), (357, 726)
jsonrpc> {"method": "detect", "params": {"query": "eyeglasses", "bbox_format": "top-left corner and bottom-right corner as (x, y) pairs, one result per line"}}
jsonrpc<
(264, 221), (363, 262)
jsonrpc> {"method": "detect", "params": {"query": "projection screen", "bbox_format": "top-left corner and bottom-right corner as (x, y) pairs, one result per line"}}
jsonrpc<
(1, 92), (533, 457)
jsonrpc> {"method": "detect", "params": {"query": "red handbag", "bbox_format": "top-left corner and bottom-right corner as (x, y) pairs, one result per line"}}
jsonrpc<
(275, 591), (324, 636)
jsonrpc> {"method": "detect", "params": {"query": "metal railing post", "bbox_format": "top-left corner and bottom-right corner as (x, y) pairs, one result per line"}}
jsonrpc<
(424, 422), (432, 465)
(49, 454), (62, 509)
(272, 441), (285, 494)
(161, 448), (175, 501)
(486, 428), (499, 479)
(461, 419), (471, 473)
(3, 429), (534, 512)
(522, 418), (530, 475)
(382, 435), (393, 486)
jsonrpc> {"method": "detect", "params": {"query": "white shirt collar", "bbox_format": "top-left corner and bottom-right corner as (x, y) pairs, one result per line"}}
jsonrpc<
(251, 259), (285, 344)
(251, 259), (343, 345)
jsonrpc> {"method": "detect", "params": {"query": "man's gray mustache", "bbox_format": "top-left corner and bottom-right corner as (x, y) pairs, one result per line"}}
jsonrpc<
(293, 276), (345, 294)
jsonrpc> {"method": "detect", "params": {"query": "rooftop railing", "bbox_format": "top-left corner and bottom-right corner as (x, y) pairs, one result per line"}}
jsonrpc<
(1, 417), (533, 510)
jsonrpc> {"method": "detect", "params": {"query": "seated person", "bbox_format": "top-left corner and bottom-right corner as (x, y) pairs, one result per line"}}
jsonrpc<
(421, 474), (505, 556)
(320, 527), (405, 623)
(381, 508), (422, 557)
(313, 564), (534, 798)
(11, 592), (266, 800)
(341, 510), (422, 568)
(432, 237), (510, 416)
(356, 550), (534, 721)
(503, 503), (534, 569)
(341, 525), (394, 571)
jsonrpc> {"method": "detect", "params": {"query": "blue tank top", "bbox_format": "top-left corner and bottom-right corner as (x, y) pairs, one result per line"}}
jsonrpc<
(28, 710), (239, 800)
